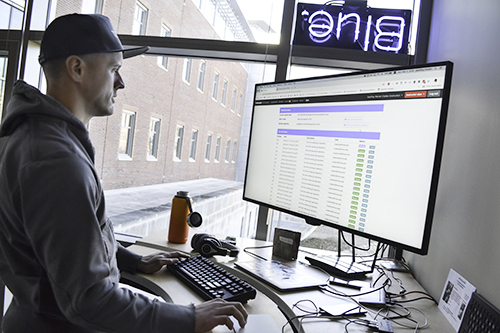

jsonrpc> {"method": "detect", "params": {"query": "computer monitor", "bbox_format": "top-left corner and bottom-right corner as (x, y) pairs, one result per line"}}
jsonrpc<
(243, 61), (453, 256)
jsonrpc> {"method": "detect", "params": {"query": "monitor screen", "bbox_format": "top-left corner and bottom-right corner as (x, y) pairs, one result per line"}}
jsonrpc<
(243, 61), (453, 255)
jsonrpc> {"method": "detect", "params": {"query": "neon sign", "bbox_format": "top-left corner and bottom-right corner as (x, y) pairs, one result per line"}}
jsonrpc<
(294, 3), (412, 54)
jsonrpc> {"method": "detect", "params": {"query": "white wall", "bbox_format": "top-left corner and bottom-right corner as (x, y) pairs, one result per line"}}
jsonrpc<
(407, 0), (500, 308)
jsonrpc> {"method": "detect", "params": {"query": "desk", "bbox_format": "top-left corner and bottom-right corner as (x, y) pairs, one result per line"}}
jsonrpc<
(126, 229), (455, 333)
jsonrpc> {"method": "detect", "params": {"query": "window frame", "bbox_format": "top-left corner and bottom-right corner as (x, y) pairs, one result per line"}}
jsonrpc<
(158, 23), (172, 69)
(118, 110), (136, 160)
(197, 60), (206, 92)
(221, 79), (228, 106)
(132, 1), (148, 36)
(189, 129), (198, 161)
(182, 58), (192, 84)
(147, 117), (161, 160)
(237, 93), (243, 116)
(173, 124), (184, 161)
(212, 72), (219, 101)
(230, 87), (237, 112)
(232, 140), (237, 163)
(214, 136), (221, 163)
(205, 133), (212, 162)
(225, 139), (231, 162)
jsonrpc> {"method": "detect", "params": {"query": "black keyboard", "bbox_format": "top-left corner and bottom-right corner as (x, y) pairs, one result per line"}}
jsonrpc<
(167, 255), (256, 303)
(459, 292), (500, 333)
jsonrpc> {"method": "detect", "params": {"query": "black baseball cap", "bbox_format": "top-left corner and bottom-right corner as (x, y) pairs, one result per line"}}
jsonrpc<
(39, 13), (150, 65)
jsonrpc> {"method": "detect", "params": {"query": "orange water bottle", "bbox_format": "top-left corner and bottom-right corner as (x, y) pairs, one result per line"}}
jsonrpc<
(168, 191), (191, 244)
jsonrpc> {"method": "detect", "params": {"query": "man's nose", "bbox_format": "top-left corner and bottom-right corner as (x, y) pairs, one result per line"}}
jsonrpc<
(115, 72), (125, 89)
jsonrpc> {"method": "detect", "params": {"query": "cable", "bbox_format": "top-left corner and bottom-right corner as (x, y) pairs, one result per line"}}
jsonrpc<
(281, 313), (319, 333)
(284, 298), (374, 333)
(292, 299), (319, 314)
(385, 304), (429, 330)
(242, 245), (273, 261)
(344, 318), (371, 332)
(389, 268), (406, 294)
(392, 296), (437, 304)
(322, 283), (387, 298)
(388, 290), (438, 304)
(281, 300), (324, 333)
(340, 231), (372, 251)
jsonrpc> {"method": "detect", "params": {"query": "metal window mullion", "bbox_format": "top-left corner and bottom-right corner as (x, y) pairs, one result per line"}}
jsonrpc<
(255, 0), (296, 241)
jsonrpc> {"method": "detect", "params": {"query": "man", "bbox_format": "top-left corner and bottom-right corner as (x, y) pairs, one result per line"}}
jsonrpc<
(0, 13), (247, 332)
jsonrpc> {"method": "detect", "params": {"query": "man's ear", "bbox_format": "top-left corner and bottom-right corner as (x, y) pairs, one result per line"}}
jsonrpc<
(65, 55), (85, 83)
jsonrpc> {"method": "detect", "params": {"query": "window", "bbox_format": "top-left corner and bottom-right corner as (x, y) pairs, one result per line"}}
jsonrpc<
(231, 88), (237, 112)
(197, 60), (206, 92)
(174, 124), (184, 160)
(189, 129), (198, 161)
(237, 93), (243, 115)
(81, 0), (103, 13)
(214, 136), (221, 162)
(212, 72), (219, 100)
(118, 110), (136, 159)
(147, 117), (161, 160)
(232, 141), (237, 162)
(205, 134), (212, 161)
(132, 2), (148, 35)
(183, 58), (192, 83)
(225, 139), (231, 162)
(221, 80), (228, 106)
(158, 24), (171, 69)
(0, 56), (7, 123)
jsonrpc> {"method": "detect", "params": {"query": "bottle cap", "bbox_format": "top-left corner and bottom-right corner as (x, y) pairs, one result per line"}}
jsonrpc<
(176, 191), (190, 197)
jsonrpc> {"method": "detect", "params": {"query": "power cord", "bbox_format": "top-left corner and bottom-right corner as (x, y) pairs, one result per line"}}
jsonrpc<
(242, 245), (273, 261)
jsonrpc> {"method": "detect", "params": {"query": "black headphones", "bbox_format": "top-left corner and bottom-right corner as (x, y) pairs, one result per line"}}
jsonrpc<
(184, 197), (202, 228)
(191, 233), (240, 258)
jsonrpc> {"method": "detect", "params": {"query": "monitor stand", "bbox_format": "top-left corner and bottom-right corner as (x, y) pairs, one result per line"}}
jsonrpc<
(379, 245), (408, 271)
(304, 220), (380, 280)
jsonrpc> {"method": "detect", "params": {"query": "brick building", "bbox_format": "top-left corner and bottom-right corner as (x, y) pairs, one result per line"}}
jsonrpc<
(54, 0), (249, 190)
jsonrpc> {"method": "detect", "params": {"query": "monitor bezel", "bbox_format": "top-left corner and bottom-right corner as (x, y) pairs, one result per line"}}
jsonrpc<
(243, 61), (454, 255)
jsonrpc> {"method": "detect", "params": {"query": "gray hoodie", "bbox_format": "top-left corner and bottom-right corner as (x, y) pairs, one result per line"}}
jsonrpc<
(0, 81), (195, 332)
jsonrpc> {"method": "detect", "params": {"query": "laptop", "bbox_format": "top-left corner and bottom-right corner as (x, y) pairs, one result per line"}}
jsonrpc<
(234, 260), (325, 291)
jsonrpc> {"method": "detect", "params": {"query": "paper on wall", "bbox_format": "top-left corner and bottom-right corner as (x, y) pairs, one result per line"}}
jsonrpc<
(438, 268), (476, 332)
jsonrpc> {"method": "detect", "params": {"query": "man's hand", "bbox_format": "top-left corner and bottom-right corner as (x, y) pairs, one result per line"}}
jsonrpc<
(194, 298), (248, 333)
(137, 251), (190, 274)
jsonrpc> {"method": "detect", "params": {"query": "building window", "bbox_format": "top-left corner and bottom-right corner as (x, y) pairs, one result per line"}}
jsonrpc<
(205, 134), (212, 162)
(132, 2), (148, 35)
(231, 88), (237, 112)
(118, 110), (136, 159)
(214, 136), (221, 162)
(237, 93), (243, 115)
(183, 58), (192, 83)
(221, 79), (228, 106)
(0, 56), (7, 123)
(147, 117), (161, 160)
(174, 124), (184, 161)
(189, 129), (198, 161)
(232, 141), (237, 162)
(225, 139), (231, 162)
(212, 72), (219, 101)
(81, 0), (103, 14)
(158, 24), (171, 69)
(197, 60), (206, 92)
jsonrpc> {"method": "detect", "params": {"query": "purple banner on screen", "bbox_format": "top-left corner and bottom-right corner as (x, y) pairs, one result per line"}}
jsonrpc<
(280, 104), (384, 113)
(277, 129), (381, 140)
